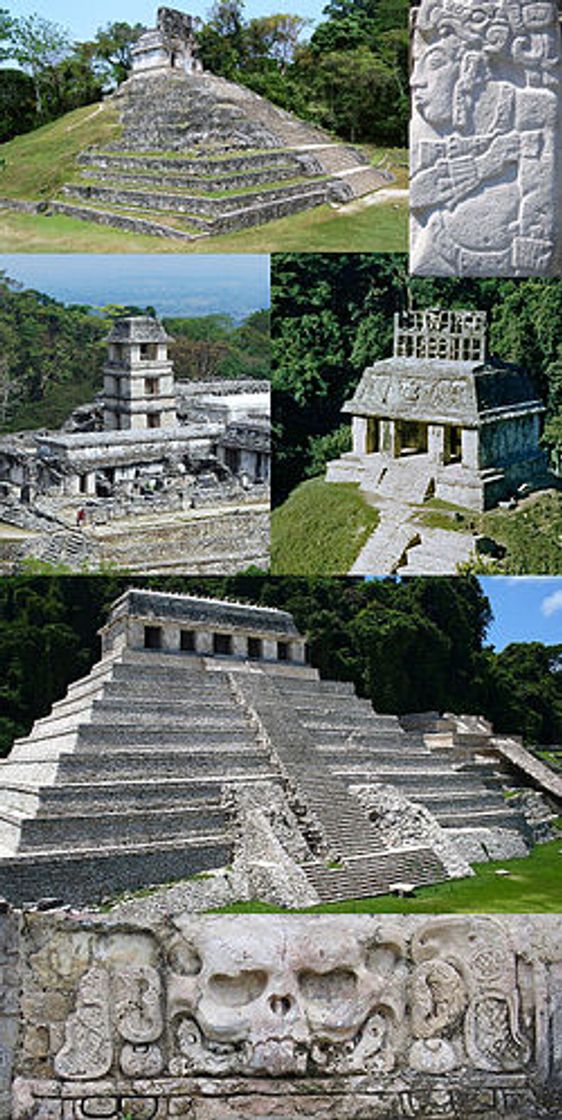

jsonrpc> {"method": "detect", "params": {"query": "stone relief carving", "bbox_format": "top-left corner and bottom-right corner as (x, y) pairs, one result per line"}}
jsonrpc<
(7, 914), (559, 1119)
(410, 0), (562, 276)
(53, 967), (112, 1079)
(166, 917), (406, 1077)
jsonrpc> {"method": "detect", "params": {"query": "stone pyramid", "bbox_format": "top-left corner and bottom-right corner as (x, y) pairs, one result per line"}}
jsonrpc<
(0, 589), (536, 906)
(52, 67), (391, 241)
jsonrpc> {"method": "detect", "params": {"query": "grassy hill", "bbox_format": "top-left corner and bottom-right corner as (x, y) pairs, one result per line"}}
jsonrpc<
(0, 101), (122, 201)
(271, 477), (379, 574)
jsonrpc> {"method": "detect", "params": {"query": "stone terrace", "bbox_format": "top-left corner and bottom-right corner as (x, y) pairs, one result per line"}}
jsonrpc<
(52, 71), (391, 240)
(0, 591), (541, 906)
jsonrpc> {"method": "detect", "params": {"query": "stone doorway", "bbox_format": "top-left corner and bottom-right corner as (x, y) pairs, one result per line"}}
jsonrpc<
(444, 424), (462, 464)
(397, 419), (428, 456)
(366, 418), (379, 454)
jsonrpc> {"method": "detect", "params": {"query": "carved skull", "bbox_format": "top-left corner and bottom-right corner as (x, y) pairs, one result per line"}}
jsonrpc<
(168, 916), (405, 1076)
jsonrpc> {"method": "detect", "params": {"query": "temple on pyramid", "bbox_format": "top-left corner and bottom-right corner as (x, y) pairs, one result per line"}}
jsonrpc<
(48, 6), (391, 241)
(0, 589), (560, 906)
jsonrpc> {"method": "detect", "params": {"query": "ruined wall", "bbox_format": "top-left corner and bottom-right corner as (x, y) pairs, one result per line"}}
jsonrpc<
(5, 910), (562, 1120)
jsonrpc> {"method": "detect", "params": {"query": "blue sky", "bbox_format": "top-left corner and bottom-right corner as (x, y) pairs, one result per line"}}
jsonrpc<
(0, 254), (269, 319)
(4, 0), (325, 43)
(479, 578), (562, 651)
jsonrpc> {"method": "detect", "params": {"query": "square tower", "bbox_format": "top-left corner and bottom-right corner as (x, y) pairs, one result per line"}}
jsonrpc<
(103, 316), (177, 431)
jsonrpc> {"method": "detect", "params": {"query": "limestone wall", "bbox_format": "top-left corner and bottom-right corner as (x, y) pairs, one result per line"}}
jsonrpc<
(3, 910), (561, 1119)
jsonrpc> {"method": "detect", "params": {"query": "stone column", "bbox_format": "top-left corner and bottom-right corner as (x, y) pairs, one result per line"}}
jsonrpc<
(66, 475), (81, 497)
(262, 639), (277, 661)
(232, 634), (247, 658)
(85, 472), (97, 496)
(428, 424), (445, 463)
(352, 416), (368, 456)
(289, 640), (307, 664)
(196, 630), (214, 655)
(380, 419), (399, 458)
(162, 624), (180, 652)
(461, 428), (479, 470)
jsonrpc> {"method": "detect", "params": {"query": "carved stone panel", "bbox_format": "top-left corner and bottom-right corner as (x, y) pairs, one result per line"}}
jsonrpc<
(410, 0), (562, 276)
(9, 912), (562, 1120)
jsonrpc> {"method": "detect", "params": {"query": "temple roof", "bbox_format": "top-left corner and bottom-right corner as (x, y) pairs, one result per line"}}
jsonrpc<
(342, 357), (545, 426)
(104, 588), (301, 637)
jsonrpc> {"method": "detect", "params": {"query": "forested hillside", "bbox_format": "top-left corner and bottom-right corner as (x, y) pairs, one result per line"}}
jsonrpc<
(272, 255), (562, 504)
(0, 273), (270, 433)
(0, 0), (408, 147)
(1, 575), (560, 759)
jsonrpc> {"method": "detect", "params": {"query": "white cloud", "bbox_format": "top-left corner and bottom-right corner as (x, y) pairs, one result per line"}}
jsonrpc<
(541, 589), (562, 618)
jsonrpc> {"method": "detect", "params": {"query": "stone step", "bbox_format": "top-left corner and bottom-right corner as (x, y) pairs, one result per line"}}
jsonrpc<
(0, 835), (231, 905)
(335, 167), (389, 198)
(437, 808), (530, 831)
(56, 750), (270, 782)
(305, 847), (447, 902)
(79, 149), (302, 176)
(2, 774), (279, 816)
(79, 162), (301, 193)
(15, 803), (229, 853)
(50, 200), (206, 241)
(63, 176), (331, 219)
(333, 766), (501, 792)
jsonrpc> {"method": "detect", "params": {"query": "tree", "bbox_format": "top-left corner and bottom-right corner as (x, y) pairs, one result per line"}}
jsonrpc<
(245, 14), (309, 69)
(86, 21), (145, 87)
(0, 68), (37, 141)
(5, 14), (70, 115)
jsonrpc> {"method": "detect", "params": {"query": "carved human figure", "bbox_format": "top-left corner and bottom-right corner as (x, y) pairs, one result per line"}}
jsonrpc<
(166, 916), (406, 1077)
(410, 0), (562, 276)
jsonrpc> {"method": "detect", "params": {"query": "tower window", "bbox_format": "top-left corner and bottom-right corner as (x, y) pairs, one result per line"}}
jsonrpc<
(145, 377), (159, 396)
(139, 342), (158, 360)
(147, 413), (161, 429)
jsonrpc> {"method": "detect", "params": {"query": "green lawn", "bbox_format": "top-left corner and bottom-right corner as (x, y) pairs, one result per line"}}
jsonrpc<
(214, 837), (562, 915)
(271, 477), (379, 575)
(0, 193), (407, 253)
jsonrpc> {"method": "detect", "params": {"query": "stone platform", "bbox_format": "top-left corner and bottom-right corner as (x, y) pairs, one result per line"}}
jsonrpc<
(0, 589), (550, 907)
(53, 71), (391, 239)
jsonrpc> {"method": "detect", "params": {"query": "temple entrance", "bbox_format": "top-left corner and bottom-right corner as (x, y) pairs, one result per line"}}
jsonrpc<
(444, 425), (462, 464)
(366, 418), (379, 453)
(396, 419), (428, 456)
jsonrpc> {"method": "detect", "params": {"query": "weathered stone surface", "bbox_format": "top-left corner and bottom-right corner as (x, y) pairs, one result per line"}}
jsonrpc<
(4, 910), (561, 1119)
(410, 0), (562, 276)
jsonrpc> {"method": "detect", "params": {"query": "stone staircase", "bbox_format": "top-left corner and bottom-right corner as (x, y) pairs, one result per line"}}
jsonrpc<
(267, 677), (532, 846)
(52, 70), (390, 240)
(234, 672), (450, 901)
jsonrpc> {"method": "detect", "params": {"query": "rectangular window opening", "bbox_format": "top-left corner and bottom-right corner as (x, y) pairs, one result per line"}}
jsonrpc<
(144, 625), (162, 650)
(277, 641), (289, 661)
(180, 630), (196, 653)
(213, 633), (232, 656)
(248, 637), (262, 660)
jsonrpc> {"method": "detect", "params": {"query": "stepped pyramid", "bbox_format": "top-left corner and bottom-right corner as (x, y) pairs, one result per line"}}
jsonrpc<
(51, 7), (391, 241)
(0, 589), (535, 906)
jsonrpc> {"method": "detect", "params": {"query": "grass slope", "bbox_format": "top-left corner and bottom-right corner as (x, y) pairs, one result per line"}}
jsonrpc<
(0, 102), (122, 200)
(271, 477), (379, 575)
(215, 836), (562, 914)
